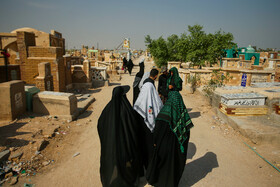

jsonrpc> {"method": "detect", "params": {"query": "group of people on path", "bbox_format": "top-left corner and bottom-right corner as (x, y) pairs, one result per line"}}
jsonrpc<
(98, 58), (194, 187)
(122, 57), (134, 75)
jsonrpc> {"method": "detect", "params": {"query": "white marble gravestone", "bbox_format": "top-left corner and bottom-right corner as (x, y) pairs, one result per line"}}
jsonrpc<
(221, 93), (267, 106)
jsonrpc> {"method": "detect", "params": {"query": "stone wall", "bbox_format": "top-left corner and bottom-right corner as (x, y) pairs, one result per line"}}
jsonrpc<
(179, 67), (273, 87)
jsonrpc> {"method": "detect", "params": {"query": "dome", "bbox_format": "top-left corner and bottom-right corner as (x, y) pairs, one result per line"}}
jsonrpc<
(246, 45), (255, 53)
(11, 27), (46, 35)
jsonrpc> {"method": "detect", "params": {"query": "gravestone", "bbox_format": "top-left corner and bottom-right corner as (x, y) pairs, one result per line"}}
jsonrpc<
(0, 80), (26, 121)
(221, 93), (267, 106)
(33, 91), (78, 120)
(35, 62), (54, 91)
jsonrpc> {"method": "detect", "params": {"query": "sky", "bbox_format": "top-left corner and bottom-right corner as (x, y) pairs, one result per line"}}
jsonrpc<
(0, 0), (279, 50)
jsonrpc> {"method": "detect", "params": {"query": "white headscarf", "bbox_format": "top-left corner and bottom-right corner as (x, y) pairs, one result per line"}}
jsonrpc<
(138, 72), (150, 90)
(134, 82), (163, 132)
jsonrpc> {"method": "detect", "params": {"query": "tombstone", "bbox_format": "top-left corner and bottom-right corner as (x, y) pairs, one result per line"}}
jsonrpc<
(219, 93), (268, 116)
(35, 62), (54, 91)
(221, 93), (267, 106)
(72, 65), (88, 83)
(91, 67), (107, 81)
(0, 80), (26, 121)
(33, 91), (78, 120)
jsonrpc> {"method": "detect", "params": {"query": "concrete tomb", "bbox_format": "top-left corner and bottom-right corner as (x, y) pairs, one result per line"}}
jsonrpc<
(33, 91), (78, 120)
(219, 93), (268, 116)
(221, 93), (267, 106)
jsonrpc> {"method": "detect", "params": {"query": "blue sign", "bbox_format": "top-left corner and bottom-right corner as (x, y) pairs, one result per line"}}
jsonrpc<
(241, 73), (247, 87)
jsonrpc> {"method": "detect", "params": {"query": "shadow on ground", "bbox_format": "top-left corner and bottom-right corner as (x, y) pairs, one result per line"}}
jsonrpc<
(189, 111), (201, 119)
(109, 83), (122, 86)
(187, 142), (196, 159)
(76, 110), (93, 120)
(179, 152), (219, 187)
(187, 108), (193, 113)
(0, 122), (30, 149)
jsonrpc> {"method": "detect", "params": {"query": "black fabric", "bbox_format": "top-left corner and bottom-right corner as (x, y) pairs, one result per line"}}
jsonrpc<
(158, 73), (168, 97)
(146, 121), (190, 187)
(127, 59), (134, 75)
(133, 62), (145, 104)
(135, 112), (154, 170)
(97, 86), (143, 187)
(143, 77), (155, 86)
(135, 62), (144, 78)
(133, 81), (141, 105)
(123, 57), (128, 67)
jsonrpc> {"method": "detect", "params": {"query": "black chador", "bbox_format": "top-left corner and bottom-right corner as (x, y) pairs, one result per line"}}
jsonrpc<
(146, 91), (193, 187)
(127, 59), (134, 75)
(97, 86), (143, 187)
(132, 60), (144, 104)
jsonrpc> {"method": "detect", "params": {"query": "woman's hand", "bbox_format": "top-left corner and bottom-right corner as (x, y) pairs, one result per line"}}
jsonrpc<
(168, 85), (173, 89)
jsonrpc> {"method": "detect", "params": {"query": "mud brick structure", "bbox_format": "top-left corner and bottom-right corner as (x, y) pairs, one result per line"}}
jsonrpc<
(0, 28), (69, 92)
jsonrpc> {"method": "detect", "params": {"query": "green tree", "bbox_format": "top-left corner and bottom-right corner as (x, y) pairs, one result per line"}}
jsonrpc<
(174, 33), (189, 62)
(206, 30), (235, 65)
(145, 35), (153, 48)
(145, 24), (235, 68)
(166, 34), (179, 61)
(186, 25), (209, 68)
(150, 37), (169, 67)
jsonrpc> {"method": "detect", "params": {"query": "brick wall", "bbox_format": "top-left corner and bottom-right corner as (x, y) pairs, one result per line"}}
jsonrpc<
(0, 65), (21, 83)
(16, 31), (36, 61)
(28, 46), (63, 58)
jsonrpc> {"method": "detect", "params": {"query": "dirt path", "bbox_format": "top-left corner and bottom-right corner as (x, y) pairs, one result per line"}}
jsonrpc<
(24, 58), (280, 187)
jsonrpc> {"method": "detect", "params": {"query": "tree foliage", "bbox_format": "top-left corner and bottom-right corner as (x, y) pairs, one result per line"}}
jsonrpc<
(145, 25), (236, 68)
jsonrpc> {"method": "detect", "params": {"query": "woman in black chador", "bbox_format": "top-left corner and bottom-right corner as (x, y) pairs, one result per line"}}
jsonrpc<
(122, 57), (128, 73)
(146, 91), (193, 187)
(132, 59), (145, 104)
(127, 59), (134, 75)
(97, 86), (143, 187)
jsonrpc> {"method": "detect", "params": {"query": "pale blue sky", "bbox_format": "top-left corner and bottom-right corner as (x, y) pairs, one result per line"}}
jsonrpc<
(0, 0), (279, 50)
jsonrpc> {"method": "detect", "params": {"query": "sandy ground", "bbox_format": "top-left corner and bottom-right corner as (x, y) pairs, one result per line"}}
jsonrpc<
(12, 57), (280, 187)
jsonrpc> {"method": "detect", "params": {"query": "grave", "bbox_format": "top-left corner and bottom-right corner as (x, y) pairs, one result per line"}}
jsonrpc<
(251, 82), (280, 88)
(33, 91), (78, 120)
(91, 67), (109, 87)
(219, 93), (268, 116)
(0, 80), (26, 121)
(35, 62), (54, 91)
(91, 67), (107, 81)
